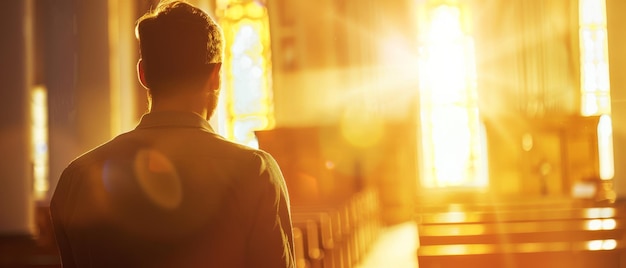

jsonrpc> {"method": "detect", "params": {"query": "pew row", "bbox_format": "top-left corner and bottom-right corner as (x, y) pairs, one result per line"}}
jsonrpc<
(291, 189), (381, 268)
(416, 199), (626, 268)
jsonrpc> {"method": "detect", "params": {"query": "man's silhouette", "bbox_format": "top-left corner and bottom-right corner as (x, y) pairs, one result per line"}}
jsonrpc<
(50, 1), (295, 267)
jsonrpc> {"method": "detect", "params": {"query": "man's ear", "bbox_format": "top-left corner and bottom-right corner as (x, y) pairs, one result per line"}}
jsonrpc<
(208, 62), (222, 91)
(137, 59), (149, 89)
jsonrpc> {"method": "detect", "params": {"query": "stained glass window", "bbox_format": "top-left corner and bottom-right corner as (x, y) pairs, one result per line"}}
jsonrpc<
(217, 0), (274, 148)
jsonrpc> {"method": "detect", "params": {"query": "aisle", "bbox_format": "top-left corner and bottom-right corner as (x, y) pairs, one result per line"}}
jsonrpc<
(357, 221), (419, 268)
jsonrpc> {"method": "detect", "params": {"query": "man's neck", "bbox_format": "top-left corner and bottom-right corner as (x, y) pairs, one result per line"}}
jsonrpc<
(149, 93), (209, 120)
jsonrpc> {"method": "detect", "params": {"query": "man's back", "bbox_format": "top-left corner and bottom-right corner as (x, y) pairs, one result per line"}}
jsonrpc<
(50, 111), (295, 267)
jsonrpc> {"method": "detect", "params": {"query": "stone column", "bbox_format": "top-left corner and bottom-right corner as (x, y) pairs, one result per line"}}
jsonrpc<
(46, 0), (116, 197)
(0, 0), (35, 236)
(74, 0), (113, 154)
(42, 0), (79, 201)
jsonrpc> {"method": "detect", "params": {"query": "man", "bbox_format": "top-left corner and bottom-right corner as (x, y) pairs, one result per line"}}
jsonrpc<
(50, 1), (295, 267)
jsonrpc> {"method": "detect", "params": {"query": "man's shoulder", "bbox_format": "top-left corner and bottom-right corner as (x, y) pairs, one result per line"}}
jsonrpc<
(63, 129), (280, 177)
(206, 134), (273, 159)
(62, 131), (136, 171)
(203, 135), (282, 173)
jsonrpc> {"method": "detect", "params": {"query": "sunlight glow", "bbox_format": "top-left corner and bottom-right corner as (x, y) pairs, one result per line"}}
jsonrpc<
(31, 86), (49, 200)
(418, 3), (487, 188)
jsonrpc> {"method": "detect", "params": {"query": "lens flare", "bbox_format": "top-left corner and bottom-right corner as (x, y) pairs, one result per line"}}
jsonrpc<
(133, 149), (183, 210)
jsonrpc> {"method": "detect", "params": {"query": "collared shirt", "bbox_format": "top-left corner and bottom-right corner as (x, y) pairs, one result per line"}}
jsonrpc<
(50, 111), (295, 268)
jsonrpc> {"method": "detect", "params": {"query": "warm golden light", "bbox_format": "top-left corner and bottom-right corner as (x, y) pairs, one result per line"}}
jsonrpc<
(108, 0), (136, 135)
(31, 86), (49, 200)
(417, 2), (487, 188)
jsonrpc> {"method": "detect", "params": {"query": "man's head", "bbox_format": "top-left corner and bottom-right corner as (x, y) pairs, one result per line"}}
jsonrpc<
(135, 1), (223, 98)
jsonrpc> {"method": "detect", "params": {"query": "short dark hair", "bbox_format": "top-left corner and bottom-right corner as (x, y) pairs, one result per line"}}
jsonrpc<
(135, 1), (223, 94)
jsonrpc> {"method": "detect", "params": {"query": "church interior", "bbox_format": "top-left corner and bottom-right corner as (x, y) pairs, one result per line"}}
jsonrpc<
(1, 0), (626, 267)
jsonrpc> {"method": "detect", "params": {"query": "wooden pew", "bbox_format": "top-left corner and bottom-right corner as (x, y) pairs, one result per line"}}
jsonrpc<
(291, 189), (382, 268)
(292, 202), (352, 267)
(292, 212), (338, 268)
(416, 199), (626, 268)
(293, 227), (307, 268)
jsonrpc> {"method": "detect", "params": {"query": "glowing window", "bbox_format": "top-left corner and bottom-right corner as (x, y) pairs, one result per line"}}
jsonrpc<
(579, 0), (610, 116)
(417, 3), (487, 188)
(217, 0), (274, 148)
(31, 85), (49, 200)
(597, 114), (614, 180)
(579, 0), (614, 181)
